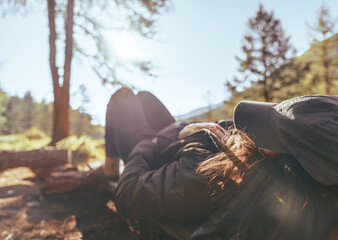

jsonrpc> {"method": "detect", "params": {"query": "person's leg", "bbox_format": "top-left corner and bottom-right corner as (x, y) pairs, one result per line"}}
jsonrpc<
(105, 87), (155, 163)
(137, 91), (175, 132)
(105, 88), (175, 169)
(104, 88), (133, 178)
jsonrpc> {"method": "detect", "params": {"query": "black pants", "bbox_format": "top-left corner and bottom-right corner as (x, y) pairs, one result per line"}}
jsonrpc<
(105, 88), (175, 162)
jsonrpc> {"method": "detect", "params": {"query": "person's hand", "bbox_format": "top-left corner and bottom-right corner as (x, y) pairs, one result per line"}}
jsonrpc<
(179, 122), (226, 140)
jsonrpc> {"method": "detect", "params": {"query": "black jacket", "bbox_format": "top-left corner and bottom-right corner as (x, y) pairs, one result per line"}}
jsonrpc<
(115, 121), (338, 240)
(114, 122), (224, 237)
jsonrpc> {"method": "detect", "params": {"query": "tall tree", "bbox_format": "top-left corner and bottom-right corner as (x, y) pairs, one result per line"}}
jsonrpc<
(308, 4), (337, 94)
(47, 0), (74, 144)
(228, 4), (295, 102)
(2, 0), (170, 144)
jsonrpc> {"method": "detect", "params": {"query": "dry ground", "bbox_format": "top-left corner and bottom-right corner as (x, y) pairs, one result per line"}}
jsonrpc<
(0, 167), (174, 240)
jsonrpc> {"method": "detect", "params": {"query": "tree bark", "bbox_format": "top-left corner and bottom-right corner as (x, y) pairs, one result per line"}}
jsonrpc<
(63, 0), (74, 92)
(47, 0), (61, 145)
(0, 148), (71, 172)
(47, 0), (58, 89)
(262, 76), (271, 102)
(48, 0), (75, 145)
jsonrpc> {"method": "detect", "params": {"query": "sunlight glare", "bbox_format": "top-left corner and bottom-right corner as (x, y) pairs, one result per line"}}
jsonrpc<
(112, 32), (141, 60)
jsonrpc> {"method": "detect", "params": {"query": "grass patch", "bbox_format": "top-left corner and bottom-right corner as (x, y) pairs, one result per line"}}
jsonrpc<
(0, 130), (105, 164)
(56, 135), (105, 164)
(0, 129), (51, 150)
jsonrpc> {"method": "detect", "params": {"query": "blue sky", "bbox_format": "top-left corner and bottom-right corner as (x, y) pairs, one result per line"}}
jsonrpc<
(0, 0), (337, 124)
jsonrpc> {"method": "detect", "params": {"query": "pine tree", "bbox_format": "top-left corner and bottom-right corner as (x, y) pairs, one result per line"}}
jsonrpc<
(308, 4), (337, 94)
(229, 4), (295, 101)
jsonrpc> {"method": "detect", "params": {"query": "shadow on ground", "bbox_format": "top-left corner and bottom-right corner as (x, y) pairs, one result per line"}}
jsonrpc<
(0, 168), (174, 240)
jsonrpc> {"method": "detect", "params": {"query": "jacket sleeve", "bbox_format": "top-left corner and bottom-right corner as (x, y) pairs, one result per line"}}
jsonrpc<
(114, 135), (213, 222)
(151, 121), (190, 158)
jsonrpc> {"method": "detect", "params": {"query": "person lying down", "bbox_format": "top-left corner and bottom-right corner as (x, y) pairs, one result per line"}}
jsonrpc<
(103, 88), (338, 240)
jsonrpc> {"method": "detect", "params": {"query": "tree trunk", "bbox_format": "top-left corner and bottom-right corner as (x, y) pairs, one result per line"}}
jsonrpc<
(47, 0), (58, 89)
(262, 76), (271, 102)
(48, 0), (75, 145)
(51, 91), (70, 144)
(63, 0), (74, 93)
(263, 88), (270, 102)
(324, 65), (330, 95)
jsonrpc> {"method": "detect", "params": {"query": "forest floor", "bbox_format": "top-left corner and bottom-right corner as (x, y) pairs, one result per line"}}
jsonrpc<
(0, 167), (173, 240)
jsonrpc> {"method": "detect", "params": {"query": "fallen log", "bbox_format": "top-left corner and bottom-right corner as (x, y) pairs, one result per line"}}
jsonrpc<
(0, 147), (71, 175)
(41, 166), (115, 195)
(41, 170), (91, 194)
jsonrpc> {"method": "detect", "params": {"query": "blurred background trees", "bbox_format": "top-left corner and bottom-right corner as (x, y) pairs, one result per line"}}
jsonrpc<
(3, 95), (21, 134)
(307, 4), (337, 94)
(0, 87), (102, 138)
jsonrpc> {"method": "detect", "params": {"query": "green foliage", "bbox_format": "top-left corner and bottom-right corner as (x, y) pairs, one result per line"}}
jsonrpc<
(34, 100), (52, 135)
(0, 131), (104, 163)
(307, 5), (337, 94)
(56, 135), (105, 163)
(0, 134), (51, 151)
(310, 4), (336, 40)
(282, 34), (338, 96)
(24, 127), (48, 140)
(70, 110), (92, 136)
